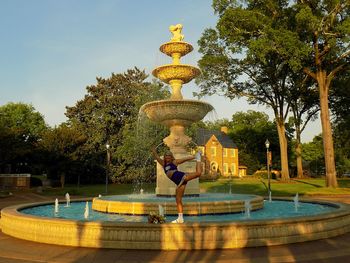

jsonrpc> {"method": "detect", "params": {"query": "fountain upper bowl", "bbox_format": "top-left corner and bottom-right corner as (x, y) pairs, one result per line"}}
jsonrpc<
(159, 41), (193, 57)
(141, 99), (214, 127)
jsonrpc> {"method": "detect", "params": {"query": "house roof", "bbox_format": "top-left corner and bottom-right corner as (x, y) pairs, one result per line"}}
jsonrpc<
(195, 128), (237, 148)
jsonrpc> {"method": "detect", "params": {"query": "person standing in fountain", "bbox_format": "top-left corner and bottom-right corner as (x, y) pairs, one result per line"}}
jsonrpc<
(152, 148), (202, 223)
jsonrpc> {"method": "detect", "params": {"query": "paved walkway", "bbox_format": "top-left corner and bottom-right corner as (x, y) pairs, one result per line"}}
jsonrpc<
(1, 192), (350, 262)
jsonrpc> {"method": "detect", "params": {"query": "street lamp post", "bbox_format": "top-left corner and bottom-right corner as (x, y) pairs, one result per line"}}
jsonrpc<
(265, 139), (271, 199)
(105, 144), (110, 194)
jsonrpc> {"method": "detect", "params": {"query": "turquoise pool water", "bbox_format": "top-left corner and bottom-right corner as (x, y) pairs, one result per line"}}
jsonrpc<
(20, 199), (337, 223)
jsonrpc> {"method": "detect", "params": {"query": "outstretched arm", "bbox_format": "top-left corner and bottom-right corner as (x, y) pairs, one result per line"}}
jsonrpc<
(175, 155), (195, 165)
(151, 147), (164, 166)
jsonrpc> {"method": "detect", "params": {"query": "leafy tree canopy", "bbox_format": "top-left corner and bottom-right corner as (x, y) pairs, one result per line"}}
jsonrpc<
(65, 67), (169, 183)
(0, 102), (47, 142)
(0, 102), (47, 173)
(37, 123), (86, 182)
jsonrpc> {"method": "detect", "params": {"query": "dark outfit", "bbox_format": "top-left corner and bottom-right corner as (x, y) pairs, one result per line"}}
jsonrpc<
(164, 162), (186, 185)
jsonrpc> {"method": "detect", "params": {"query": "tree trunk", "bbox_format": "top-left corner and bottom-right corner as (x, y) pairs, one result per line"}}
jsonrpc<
(295, 129), (304, 178)
(60, 173), (65, 188)
(317, 70), (338, 187)
(275, 118), (290, 181)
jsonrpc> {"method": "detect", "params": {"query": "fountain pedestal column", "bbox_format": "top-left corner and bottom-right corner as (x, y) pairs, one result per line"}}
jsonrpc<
(163, 125), (190, 154)
(157, 124), (199, 196)
(169, 80), (183, 100)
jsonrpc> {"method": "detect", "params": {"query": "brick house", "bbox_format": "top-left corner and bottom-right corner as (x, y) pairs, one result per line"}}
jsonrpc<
(195, 127), (239, 178)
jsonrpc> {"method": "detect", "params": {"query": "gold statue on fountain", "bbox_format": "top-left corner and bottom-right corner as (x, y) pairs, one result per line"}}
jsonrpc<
(169, 24), (184, 42)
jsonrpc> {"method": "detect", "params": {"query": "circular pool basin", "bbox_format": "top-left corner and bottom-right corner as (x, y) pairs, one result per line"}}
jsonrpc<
(1, 197), (350, 250)
(19, 200), (337, 222)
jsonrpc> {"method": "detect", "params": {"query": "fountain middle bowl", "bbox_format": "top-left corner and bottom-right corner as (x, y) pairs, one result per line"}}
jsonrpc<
(152, 64), (201, 84)
(140, 99), (214, 127)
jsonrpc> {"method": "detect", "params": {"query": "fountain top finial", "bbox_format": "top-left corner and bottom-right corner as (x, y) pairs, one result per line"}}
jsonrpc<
(169, 24), (184, 42)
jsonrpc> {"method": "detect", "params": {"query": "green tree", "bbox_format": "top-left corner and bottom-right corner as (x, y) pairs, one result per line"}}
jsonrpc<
(0, 102), (47, 173)
(197, 0), (309, 181)
(115, 80), (169, 184)
(198, 0), (349, 187)
(287, 74), (319, 178)
(302, 135), (324, 176)
(330, 69), (350, 123)
(66, 68), (168, 183)
(331, 69), (350, 175)
(38, 123), (86, 186)
(295, 0), (349, 187)
(229, 111), (284, 174)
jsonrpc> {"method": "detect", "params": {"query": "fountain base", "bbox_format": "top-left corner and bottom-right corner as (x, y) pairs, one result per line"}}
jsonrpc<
(92, 194), (264, 215)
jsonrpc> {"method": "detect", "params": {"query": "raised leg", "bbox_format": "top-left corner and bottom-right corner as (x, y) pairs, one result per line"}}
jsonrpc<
(184, 161), (202, 182)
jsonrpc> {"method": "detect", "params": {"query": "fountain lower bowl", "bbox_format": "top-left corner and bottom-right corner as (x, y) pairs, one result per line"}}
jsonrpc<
(92, 194), (264, 215)
(141, 99), (214, 127)
(2, 197), (350, 250)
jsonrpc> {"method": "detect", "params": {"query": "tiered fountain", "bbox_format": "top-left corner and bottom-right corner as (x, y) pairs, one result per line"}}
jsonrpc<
(92, 24), (263, 214)
(142, 23), (213, 196)
(2, 24), (350, 251)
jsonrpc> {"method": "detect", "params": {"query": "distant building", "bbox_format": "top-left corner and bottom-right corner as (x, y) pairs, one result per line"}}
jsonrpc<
(195, 127), (240, 178)
(0, 174), (31, 189)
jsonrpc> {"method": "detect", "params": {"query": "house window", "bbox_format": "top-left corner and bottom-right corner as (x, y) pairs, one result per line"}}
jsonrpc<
(230, 149), (235, 157)
(223, 148), (228, 157)
(211, 146), (216, 157)
(231, 163), (236, 175)
(223, 163), (228, 174)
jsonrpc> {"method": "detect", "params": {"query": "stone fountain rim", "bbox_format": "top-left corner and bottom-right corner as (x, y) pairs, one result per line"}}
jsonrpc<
(152, 63), (200, 71)
(151, 64), (201, 84)
(97, 193), (262, 203)
(2, 198), (350, 250)
(141, 99), (214, 110)
(160, 40), (194, 46)
(159, 41), (194, 53)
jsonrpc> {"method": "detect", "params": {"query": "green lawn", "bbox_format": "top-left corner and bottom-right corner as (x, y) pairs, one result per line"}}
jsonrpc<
(37, 178), (350, 197)
(201, 178), (350, 196)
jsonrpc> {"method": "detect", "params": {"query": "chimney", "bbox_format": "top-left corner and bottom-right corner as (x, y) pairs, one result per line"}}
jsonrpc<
(221, 126), (228, 134)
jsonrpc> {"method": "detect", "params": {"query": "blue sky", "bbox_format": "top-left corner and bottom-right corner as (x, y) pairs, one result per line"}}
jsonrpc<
(0, 0), (320, 142)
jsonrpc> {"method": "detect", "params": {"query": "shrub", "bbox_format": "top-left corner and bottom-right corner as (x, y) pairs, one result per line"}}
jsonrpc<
(30, 177), (43, 187)
(252, 170), (278, 180)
